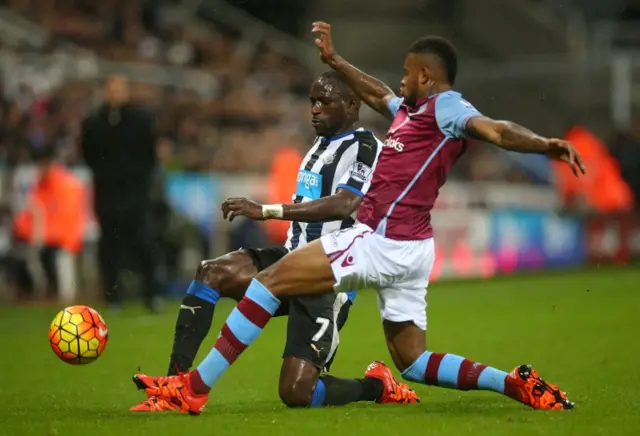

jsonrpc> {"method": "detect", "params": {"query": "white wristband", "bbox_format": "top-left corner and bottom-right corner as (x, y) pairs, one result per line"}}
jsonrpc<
(262, 204), (284, 219)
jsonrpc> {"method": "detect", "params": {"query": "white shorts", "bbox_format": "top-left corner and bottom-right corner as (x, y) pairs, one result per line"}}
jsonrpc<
(320, 223), (435, 330)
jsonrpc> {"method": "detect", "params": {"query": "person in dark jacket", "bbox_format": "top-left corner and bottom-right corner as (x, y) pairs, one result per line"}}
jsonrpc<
(81, 76), (163, 311)
(611, 126), (640, 209)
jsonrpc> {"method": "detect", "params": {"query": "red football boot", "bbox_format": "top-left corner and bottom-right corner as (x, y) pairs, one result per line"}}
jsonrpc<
(506, 365), (574, 410)
(129, 396), (182, 412)
(364, 361), (420, 404)
(132, 373), (208, 415)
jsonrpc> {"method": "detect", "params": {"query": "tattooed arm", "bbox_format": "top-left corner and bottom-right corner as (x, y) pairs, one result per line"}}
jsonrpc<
(465, 117), (586, 177)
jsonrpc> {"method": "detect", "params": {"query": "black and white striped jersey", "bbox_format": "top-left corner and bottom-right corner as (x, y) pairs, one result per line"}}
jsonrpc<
(284, 128), (382, 251)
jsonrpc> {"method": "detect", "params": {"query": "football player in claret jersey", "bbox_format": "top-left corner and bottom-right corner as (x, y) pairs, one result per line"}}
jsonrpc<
(130, 71), (420, 412)
(133, 24), (586, 413)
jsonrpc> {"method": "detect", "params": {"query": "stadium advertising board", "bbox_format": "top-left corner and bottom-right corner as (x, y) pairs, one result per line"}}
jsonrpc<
(585, 214), (640, 264)
(430, 210), (495, 280)
(489, 209), (545, 272)
(164, 174), (220, 239)
(540, 213), (586, 268)
(11, 168), (631, 277)
(489, 210), (585, 272)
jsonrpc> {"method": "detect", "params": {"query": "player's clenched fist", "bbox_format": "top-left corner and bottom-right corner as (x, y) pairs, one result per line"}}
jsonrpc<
(221, 197), (264, 222)
(312, 21), (339, 67)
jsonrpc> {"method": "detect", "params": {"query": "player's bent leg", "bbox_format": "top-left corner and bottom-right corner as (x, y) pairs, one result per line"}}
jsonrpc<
(198, 250), (261, 300)
(278, 293), (344, 408)
(168, 250), (258, 375)
(278, 342), (395, 408)
(187, 241), (336, 387)
(383, 320), (428, 372)
(278, 294), (415, 408)
(382, 320), (574, 410)
(255, 239), (337, 298)
(184, 241), (336, 389)
(132, 227), (374, 413)
(132, 251), (262, 412)
(376, 283), (430, 372)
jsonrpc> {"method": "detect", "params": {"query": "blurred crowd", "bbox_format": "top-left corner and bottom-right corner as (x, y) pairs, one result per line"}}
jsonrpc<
(0, 0), (638, 201)
(0, 0), (318, 173)
(0, 76), (314, 173)
(0, 0), (569, 185)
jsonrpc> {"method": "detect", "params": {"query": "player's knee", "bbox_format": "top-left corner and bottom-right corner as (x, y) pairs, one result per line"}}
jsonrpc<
(196, 259), (236, 293)
(278, 380), (314, 408)
(194, 260), (208, 279)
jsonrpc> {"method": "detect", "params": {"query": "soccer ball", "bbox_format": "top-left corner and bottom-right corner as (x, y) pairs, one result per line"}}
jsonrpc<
(48, 305), (108, 365)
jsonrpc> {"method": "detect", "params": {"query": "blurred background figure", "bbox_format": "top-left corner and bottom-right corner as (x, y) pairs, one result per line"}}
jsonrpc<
(81, 76), (162, 312)
(554, 124), (635, 213)
(610, 124), (640, 209)
(262, 142), (303, 245)
(12, 145), (86, 302)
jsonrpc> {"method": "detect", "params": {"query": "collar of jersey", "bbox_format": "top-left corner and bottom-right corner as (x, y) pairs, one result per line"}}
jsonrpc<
(410, 90), (460, 108)
(322, 128), (366, 142)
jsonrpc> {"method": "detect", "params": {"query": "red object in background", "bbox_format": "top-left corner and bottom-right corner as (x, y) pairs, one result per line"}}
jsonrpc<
(430, 212), (496, 281)
(555, 126), (634, 213)
(495, 247), (519, 274)
(13, 164), (87, 253)
(431, 237), (498, 282)
(585, 215), (630, 265)
(31, 98), (50, 118)
(451, 240), (473, 277)
(264, 147), (302, 244)
(478, 250), (497, 278)
(431, 240), (443, 282)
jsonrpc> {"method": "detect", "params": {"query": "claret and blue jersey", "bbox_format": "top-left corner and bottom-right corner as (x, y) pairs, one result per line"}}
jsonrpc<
(356, 91), (482, 241)
(386, 91), (481, 138)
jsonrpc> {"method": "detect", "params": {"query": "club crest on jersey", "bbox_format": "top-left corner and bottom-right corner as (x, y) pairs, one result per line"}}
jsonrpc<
(296, 170), (322, 200)
(349, 162), (372, 183)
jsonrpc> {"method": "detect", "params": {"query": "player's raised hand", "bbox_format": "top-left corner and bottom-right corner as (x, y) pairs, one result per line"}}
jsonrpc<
(221, 197), (264, 222)
(312, 21), (338, 66)
(545, 138), (587, 177)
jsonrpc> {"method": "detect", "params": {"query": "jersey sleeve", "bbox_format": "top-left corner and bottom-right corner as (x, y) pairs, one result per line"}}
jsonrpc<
(387, 96), (404, 117)
(435, 92), (482, 139)
(336, 131), (380, 197)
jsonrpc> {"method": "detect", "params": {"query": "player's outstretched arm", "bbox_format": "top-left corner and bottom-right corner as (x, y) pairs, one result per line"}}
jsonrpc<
(312, 21), (397, 120)
(221, 190), (361, 223)
(465, 116), (587, 177)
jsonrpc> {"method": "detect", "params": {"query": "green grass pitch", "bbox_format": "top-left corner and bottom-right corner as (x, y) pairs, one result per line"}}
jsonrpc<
(1, 266), (639, 436)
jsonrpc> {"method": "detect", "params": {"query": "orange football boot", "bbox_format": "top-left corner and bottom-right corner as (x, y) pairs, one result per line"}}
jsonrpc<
(364, 361), (420, 404)
(129, 396), (181, 412)
(132, 373), (208, 415)
(506, 365), (574, 410)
